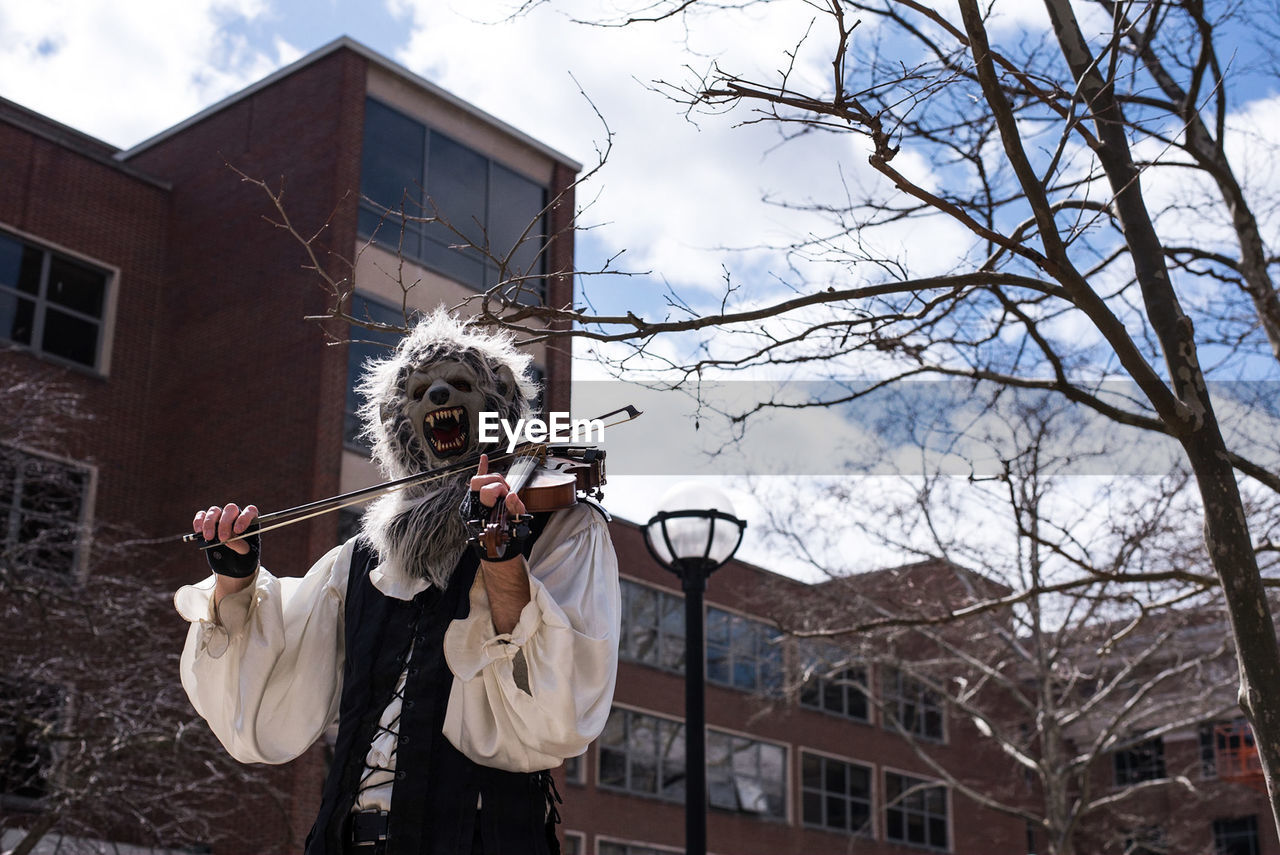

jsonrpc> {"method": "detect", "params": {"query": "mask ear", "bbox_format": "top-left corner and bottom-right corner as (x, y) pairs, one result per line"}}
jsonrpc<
(494, 364), (518, 403)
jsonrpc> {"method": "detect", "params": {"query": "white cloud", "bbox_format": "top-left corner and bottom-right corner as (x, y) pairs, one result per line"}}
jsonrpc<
(389, 0), (888, 300)
(0, 0), (297, 147)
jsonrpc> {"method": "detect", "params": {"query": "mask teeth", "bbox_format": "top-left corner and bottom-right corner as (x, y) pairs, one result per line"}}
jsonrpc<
(424, 405), (465, 426)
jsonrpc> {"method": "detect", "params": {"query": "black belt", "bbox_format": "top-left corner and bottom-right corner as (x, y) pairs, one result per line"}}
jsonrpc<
(346, 810), (389, 851)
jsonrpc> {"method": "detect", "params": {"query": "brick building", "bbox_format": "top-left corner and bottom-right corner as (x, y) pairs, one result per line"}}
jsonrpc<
(0, 35), (1273, 855)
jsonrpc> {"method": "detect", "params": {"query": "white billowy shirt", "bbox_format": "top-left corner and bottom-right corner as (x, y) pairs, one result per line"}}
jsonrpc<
(175, 503), (620, 808)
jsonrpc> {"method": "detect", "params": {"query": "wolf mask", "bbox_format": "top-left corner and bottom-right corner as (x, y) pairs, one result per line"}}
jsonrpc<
(356, 309), (538, 587)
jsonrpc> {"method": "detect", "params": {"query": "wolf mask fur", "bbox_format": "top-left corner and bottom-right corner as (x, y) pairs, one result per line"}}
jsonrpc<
(356, 309), (538, 587)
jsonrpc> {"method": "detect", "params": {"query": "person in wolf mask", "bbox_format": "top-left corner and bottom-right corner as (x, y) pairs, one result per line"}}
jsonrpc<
(175, 310), (620, 855)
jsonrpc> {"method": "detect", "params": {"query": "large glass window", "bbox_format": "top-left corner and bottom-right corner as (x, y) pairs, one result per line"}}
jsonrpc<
(799, 642), (869, 721)
(706, 607), (782, 694)
(0, 231), (109, 370)
(0, 447), (89, 578)
(1114, 737), (1166, 786)
(1213, 816), (1259, 855)
(359, 98), (548, 301)
(0, 675), (64, 803)
(883, 667), (945, 742)
(885, 771), (949, 851)
(619, 579), (684, 673)
(706, 731), (786, 819)
(344, 293), (410, 449)
(597, 708), (686, 802)
(801, 752), (872, 835)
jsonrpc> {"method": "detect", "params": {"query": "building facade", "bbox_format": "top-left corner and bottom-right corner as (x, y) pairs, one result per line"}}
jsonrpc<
(0, 36), (1274, 855)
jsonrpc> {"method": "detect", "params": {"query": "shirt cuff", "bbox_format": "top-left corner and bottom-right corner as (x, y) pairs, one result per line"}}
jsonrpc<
(446, 573), (567, 682)
(174, 572), (260, 659)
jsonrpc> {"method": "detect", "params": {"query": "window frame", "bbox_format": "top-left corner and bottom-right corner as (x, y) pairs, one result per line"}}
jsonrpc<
(799, 748), (875, 838)
(596, 705), (687, 804)
(881, 667), (946, 743)
(705, 604), (783, 695)
(343, 292), (411, 453)
(1113, 736), (1167, 787)
(883, 768), (951, 852)
(1200, 718), (1254, 780)
(0, 444), (95, 581)
(562, 751), (586, 786)
(0, 673), (69, 808)
(595, 837), (683, 855)
(0, 225), (116, 375)
(705, 727), (788, 822)
(357, 98), (550, 302)
(562, 830), (585, 855)
(618, 577), (686, 675)
(797, 641), (871, 723)
(1212, 815), (1260, 855)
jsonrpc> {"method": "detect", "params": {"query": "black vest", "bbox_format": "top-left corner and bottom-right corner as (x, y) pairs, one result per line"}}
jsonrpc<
(306, 523), (558, 855)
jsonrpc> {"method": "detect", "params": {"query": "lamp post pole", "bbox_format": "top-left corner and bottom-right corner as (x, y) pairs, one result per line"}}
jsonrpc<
(677, 557), (711, 855)
(643, 496), (746, 855)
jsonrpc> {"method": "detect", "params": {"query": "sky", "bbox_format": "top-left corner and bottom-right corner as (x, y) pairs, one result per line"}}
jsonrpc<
(0, 0), (864, 576)
(3, 0), (1277, 581)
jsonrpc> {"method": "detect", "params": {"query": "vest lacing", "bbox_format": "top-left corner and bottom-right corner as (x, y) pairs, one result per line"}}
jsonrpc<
(357, 640), (416, 805)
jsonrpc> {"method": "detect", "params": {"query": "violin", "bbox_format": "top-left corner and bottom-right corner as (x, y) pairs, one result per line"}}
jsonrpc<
(465, 443), (607, 561)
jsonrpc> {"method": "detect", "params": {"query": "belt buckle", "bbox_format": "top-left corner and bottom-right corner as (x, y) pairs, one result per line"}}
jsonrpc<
(348, 809), (389, 848)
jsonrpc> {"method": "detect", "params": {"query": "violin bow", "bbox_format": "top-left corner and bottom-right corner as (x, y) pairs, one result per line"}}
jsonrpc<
(181, 404), (643, 548)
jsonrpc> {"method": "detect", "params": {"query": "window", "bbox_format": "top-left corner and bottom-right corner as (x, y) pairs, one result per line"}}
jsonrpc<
(0, 447), (89, 577)
(706, 607), (782, 694)
(563, 753), (585, 785)
(1213, 816), (1259, 855)
(344, 293), (409, 449)
(1114, 737), (1166, 786)
(885, 772), (949, 851)
(0, 230), (109, 370)
(598, 708), (685, 802)
(706, 731), (786, 819)
(1123, 826), (1165, 855)
(1200, 718), (1255, 779)
(597, 842), (680, 855)
(359, 98), (549, 301)
(801, 752), (872, 835)
(562, 831), (583, 855)
(798, 642), (869, 721)
(883, 668), (945, 742)
(0, 675), (64, 803)
(620, 579), (684, 673)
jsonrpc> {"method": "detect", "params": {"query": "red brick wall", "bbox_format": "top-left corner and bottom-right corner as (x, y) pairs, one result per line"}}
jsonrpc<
(119, 47), (367, 853)
(124, 47), (366, 587)
(0, 116), (170, 535)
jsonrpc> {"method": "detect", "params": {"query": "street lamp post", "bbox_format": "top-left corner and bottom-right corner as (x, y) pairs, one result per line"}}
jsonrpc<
(643, 484), (746, 855)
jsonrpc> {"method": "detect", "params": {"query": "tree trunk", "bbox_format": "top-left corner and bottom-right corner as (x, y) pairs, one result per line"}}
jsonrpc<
(1040, 0), (1280, 833)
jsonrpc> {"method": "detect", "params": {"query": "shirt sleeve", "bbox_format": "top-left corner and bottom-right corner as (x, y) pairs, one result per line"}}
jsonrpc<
(174, 540), (351, 765)
(442, 503), (620, 772)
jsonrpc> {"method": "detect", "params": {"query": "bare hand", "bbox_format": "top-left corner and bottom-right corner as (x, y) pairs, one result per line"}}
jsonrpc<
(469, 455), (526, 516)
(193, 503), (259, 555)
